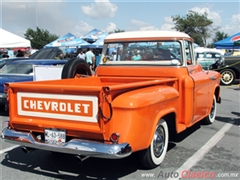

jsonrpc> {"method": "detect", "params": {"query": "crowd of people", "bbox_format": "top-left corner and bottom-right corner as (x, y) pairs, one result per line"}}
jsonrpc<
(0, 50), (25, 59)
(75, 48), (101, 70)
(0, 52), (9, 58)
(0, 47), (102, 72)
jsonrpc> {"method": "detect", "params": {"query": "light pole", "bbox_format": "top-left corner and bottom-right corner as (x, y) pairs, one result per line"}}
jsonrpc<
(35, 0), (38, 28)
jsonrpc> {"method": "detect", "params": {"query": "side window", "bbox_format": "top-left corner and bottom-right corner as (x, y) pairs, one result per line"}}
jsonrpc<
(206, 53), (213, 58)
(214, 53), (221, 58)
(184, 40), (193, 65)
(106, 44), (124, 61)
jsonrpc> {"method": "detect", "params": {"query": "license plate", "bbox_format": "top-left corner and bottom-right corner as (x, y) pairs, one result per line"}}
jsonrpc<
(44, 128), (66, 144)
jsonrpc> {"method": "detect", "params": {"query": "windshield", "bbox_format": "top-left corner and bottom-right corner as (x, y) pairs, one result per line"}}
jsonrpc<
(0, 59), (9, 69)
(101, 41), (183, 66)
(1, 63), (33, 75)
(29, 48), (62, 59)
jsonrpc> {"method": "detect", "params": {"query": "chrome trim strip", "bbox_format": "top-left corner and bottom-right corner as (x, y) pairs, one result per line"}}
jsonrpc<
(2, 128), (132, 159)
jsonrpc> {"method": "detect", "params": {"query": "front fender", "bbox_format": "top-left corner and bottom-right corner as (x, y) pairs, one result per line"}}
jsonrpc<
(112, 85), (179, 109)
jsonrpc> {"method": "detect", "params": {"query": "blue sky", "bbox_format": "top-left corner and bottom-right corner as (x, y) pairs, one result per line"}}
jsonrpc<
(0, 0), (239, 40)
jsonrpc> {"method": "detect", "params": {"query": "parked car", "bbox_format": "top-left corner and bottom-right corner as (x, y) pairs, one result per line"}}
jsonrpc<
(219, 55), (240, 85)
(29, 47), (63, 59)
(195, 47), (225, 70)
(0, 47), (65, 69)
(0, 57), (27, 69)
(0, 59), (67, 107)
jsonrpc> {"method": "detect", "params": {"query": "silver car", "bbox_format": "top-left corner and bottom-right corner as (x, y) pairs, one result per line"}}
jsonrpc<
(195, 48), (225, 70)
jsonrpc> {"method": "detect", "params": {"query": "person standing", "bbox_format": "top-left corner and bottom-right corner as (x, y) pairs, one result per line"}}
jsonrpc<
(77, 49), (86, 60)
(85, 48), (95, 70)
(95, 50), (101, 67)
(2, 53), (9, 58)
(55, 52), (64, 60)
(16, 50), (24, 57)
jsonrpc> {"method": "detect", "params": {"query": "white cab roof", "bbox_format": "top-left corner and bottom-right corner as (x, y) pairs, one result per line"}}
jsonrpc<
(105, 30), (191, 40)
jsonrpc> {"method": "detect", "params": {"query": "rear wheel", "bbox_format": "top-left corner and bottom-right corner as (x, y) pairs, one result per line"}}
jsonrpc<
(139, 119), (169, 169)
(61, 58), (92, 79)
(203, 95), (216, 125)
(220, 69), (235, 85)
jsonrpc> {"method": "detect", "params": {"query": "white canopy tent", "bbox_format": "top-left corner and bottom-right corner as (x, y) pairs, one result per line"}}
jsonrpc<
(0, 28), (31, 48)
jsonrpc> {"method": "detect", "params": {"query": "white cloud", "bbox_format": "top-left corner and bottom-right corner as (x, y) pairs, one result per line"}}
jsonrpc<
(190, 7), (222, 28)
(73, 21), (94, 37)
(191, 6), (239, 35)
(131, 20), (150, 27)
(209, 12), (222, 27)
(81, 0), (118, 19)
(160, 17), (175, 31)
(104, 22), (117, 33)
(139, 26), (158, 31)
(222, 14), (240, 35)
(129, 18), (174, 32)
(1, 2), (95, 37)
(130, 20), (158, 31)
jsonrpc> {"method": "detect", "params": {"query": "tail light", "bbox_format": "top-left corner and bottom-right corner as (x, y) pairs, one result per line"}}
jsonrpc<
(110, 133), (120, 143)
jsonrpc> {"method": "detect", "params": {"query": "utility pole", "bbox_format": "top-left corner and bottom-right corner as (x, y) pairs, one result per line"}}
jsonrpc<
(35, 0), (38, 28)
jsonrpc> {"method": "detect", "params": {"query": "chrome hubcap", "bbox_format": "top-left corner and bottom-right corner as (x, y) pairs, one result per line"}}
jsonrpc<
(153, 125), (165, 157)
(223, 74), (230, 80)
(210, 98), (215, 118)
(222, 71), (233, 83)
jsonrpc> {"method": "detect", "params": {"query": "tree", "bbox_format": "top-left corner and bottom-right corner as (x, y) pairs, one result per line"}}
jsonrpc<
(212, 31), (228, 43)
(24, 27), (59, 49)
(207, 31), (228, 48)
(172, 10), (217, 47)
(109, 29), (125, 34)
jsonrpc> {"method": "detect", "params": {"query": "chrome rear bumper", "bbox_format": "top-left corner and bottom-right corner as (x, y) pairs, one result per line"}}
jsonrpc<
(2, 128), (132, 159)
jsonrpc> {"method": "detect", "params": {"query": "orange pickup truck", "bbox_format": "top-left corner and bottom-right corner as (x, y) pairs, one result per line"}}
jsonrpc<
(2, 31), (221, 168)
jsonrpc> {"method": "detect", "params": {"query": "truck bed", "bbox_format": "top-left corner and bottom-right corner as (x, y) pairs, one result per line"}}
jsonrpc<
(6, 76), (178, 140)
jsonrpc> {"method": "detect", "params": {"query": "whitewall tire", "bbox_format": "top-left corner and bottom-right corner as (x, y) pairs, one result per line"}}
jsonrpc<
(203, 95), (217, 125)
(139, 119), (169, 168)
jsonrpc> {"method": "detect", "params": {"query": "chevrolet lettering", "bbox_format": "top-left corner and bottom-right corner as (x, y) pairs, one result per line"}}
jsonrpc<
(22, 99), (91, 114)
